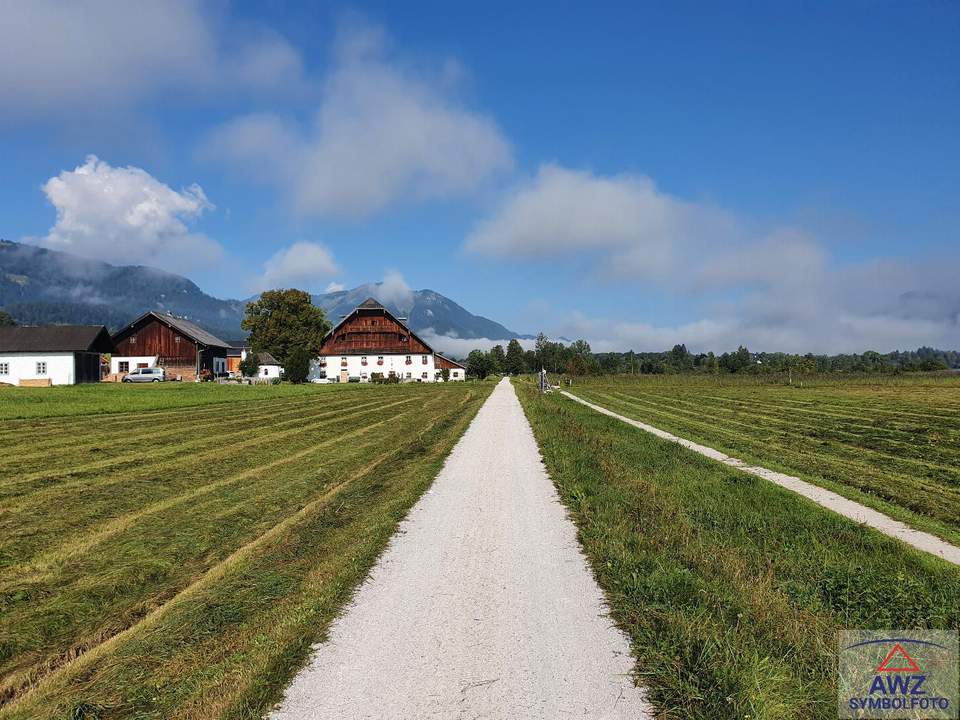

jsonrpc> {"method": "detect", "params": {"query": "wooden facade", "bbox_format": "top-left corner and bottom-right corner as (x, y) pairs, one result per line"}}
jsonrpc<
(435, 354), (466, 371)
(115, 319), (199, 364)
(111, 312), (229, 380)
(319, 306), (432, 356)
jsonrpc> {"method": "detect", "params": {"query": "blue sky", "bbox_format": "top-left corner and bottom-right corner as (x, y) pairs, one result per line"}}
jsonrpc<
(1, 1), (957, 353)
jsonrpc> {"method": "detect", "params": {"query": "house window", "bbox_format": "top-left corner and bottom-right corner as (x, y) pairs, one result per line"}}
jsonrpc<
(119, 361), (129, 373)
(422, 355), (428, 364)
(453, 371), (459, 378)
(129, 336), (136, 344)
(137, 363), (148, 369)
(174, 335), (181, 344)
(421, 371), (428, 379)
(361, 356), (367, 365)
(0, 362), (8, 375)
(377, 356), (384, 365)
(36, 361), (47, 375)
(405, 355), (411, 365)
(405, 372), (412, 379)
(263, 367), (268, 376)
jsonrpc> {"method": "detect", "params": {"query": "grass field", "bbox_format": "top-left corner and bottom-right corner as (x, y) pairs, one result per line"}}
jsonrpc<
(563, 374), (960, 547)
(0, 381), (492, 719)
(515, 378), (960, 719)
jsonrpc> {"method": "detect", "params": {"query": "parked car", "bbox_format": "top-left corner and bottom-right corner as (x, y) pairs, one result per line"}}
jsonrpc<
(122, 367), (165, 383)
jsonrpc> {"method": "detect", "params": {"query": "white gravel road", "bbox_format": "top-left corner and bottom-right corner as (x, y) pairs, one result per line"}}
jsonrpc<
(562, 390), (960, 567)
(271, 378), (653, 720)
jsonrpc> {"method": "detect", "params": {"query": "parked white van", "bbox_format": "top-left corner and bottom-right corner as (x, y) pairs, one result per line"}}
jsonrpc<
(122, 367), (166, 383)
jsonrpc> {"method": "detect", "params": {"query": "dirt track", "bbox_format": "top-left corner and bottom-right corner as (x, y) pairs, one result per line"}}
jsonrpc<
(271, 378), (653, 719)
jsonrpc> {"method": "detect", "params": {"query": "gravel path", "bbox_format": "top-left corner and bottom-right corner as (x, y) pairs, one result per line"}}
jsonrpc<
(562, 390), (960, 567)
(271, 378), (653, 720)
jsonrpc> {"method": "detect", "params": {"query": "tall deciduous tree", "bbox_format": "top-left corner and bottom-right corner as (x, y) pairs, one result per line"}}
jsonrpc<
(489, 344), (506, 374)
(241, 289), (330, 366)
(505, 339), (526, 375)
(284, 347), (311, 384)
(467, 349), (490, 379)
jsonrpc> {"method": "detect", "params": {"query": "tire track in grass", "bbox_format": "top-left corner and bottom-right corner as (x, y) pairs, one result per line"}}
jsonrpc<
(629, 390), (960, 466)
(0, 389), (481, 711)
(0, 394), (447, 589)
(589, 390), (960, 524)
(600, 390), (960, 482)
(563, 391), (960, 566)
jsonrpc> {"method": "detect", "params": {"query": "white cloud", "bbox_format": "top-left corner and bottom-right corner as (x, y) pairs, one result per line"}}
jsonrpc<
(469, 164), (960, 354)
(0, 0), (305, 120)
(376, 270), (414, 311)
(324, 281), (346, 293)
(257, 242), (339, 291)
(419, 329), (534, 358)
(206, 21), (512, 218)
(37, 155), (222, 272)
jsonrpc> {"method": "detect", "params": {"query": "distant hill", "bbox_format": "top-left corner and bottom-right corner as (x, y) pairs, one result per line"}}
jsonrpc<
(0, 240), (528, 342)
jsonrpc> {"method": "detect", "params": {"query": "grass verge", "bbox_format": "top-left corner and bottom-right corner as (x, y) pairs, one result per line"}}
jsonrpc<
(515, 378), (960, 720)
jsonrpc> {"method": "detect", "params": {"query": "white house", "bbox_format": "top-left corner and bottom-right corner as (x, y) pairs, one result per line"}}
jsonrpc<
(0, 325), (113, 386)
(245, 350), (283, 379)
(311, 298), (466, 383)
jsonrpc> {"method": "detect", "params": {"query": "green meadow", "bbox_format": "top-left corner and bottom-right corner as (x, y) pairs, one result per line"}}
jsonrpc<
(0, 381), (492, 719)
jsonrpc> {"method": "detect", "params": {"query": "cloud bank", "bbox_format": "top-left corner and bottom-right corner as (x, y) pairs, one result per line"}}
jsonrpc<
(468, 164), (960, 354)
(38, 155), (222, 273)
(0, 0), (306, 120)
(206, 21), (512, 218)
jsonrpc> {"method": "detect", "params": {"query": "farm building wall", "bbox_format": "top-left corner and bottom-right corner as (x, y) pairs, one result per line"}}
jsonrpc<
(319, 312), (433, 356)
(311, 353), (438, 382)
(114, 319), (199, 364)
(0, 352), (78, 386)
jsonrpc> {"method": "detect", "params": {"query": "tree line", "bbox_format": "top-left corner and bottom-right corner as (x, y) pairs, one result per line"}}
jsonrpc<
(464, 335), (960, 379)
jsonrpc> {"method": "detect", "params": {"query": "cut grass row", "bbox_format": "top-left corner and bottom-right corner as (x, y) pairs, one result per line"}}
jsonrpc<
(0, 382), (343, 421)
(567, 377), (960, 547)
(0, 381), (493, 718)
(515, 379), (960, 720)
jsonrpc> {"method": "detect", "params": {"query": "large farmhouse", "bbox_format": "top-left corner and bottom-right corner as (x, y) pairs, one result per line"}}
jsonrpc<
(313, 298), (465, 382)
(110, 311), (230, 381)
(0, 325), (113, 386)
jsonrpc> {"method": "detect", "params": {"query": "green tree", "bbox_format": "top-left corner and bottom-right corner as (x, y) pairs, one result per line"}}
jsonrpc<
(284, 346), (311, 383)
(241, 289), (330, 366)
(467, 349), (490, 379)
(439, 367), (450, 382)
(238, 351), (260, 378)
(489, 344), (506, 374)
(0, 310), (15, 326)
(505, 339), (526, 375)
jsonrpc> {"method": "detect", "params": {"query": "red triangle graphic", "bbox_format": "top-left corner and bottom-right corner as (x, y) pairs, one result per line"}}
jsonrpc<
(876, 643), (921, 673)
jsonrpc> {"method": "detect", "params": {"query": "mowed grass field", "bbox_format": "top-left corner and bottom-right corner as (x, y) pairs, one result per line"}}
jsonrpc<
(566, 374), (960, 546)
(0, 381), (492, 719)
(515, 378), (960, 719)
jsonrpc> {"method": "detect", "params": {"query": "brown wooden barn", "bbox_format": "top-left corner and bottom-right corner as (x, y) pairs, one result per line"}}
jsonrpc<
(314, 298), (465, 382)
(110, 312), (230, 381)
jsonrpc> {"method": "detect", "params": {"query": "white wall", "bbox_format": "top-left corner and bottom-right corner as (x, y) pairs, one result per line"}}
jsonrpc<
(0, 352), (78, 386)
(446, 368), (465, 381)
(312, 353), (437, 382)
(259, 364), (282, 379)
(111, 355), (158, 374)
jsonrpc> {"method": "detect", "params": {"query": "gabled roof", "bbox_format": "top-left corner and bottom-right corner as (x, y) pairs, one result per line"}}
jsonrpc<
(321, 297), (433, 354)
(114, 311), (229, 349)
(357, 297), (386, 310)
(435, 353), (466, 370)
(256, 351), (280, 365)
(0, 325), (113, 353)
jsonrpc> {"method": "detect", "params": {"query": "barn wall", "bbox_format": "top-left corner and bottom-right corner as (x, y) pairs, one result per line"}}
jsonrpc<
(319, 311), (432, 355)
(115, 319), (198, 362)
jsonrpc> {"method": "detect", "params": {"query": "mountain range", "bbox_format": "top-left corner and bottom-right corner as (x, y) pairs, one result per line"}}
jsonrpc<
(0, 240), (528, 342)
